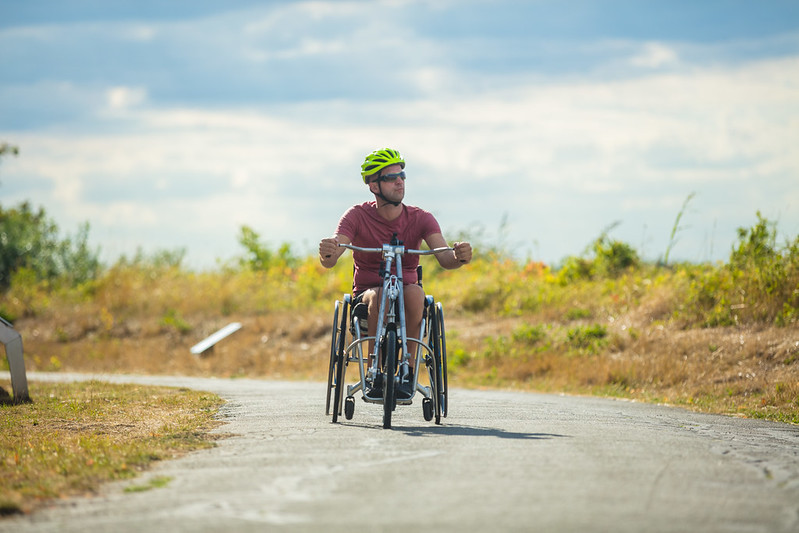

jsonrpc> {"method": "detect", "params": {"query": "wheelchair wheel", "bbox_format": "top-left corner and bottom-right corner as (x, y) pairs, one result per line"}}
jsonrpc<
(344, 396), (355, 420)
(331, 299), (349, 423)
(325, 300), (341, 416)
(383, 326), (397, 429)
(430, 301), (448, 424)
(436, 302), (449, 418)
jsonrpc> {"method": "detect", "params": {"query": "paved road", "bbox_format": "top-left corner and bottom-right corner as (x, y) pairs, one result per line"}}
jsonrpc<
(3, 373), (799, 533)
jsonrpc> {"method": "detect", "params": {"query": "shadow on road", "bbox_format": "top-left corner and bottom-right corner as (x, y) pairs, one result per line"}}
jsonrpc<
(393, 424), (570, 440)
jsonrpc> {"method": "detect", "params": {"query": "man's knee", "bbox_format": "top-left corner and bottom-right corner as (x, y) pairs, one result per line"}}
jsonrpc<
(404, 283), (424, 299)
(361, 288), (380, 307)
(404, 284), (424, 317)
(360, 289), (382, 323)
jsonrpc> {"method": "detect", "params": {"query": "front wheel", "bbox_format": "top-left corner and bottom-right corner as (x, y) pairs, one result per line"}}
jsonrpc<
(383, 327), (397, 429)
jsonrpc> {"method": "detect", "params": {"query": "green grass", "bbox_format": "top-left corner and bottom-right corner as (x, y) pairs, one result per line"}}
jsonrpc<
(124, 475), (173, 493)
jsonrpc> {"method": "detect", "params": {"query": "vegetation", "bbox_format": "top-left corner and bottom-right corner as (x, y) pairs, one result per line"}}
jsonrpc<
(0, 206), (795, 424)
(0, 380), (223, 515)
(0, 203), (100, 291)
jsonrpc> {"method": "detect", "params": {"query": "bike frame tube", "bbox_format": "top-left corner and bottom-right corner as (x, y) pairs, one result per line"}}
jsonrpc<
(370, 244), (409, 379)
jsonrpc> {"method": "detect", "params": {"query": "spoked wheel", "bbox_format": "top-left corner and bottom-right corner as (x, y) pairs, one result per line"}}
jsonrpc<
(331, 299), (349, 423)
(430, 301), (448, 424)
(325, 300), (341, 416)
(383, 326), (397, 429)
(436, 302), (449, 419)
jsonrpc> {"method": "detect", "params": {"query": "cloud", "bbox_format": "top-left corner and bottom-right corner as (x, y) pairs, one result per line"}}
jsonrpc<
(629, 42), (680, 68)
(107, 86), (148, 110)
(4, 50), (797, 267)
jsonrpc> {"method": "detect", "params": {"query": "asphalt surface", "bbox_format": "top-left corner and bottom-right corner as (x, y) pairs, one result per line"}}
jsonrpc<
(3, 372), (798, 533)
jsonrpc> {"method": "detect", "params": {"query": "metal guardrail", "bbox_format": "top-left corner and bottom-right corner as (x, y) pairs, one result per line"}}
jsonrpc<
(0, 317), (30, 403)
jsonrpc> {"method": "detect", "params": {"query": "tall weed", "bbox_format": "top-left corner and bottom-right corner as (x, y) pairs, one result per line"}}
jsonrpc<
(677, 212), (799, 327)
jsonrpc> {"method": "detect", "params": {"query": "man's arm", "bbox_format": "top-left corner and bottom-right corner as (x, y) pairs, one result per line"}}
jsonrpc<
(319, 234), (352, 268)
(425, 233), (472, 269)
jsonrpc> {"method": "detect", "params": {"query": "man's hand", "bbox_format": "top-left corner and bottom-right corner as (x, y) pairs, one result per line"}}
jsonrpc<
(319, 237), (339, 267)
(453, 241), (472, 264)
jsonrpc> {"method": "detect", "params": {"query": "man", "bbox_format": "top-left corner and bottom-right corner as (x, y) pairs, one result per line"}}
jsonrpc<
(319, 148), (472, 399)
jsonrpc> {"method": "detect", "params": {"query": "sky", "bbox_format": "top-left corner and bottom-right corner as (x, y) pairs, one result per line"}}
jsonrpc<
(1, 0), (798, 269)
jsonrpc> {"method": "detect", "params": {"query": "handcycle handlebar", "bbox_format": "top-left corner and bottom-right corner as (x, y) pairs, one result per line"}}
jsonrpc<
(338, 242), (454, 256)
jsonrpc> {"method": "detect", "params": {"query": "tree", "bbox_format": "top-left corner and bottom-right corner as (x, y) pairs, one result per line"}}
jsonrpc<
(0, 144), (100, 289)
(0, 202), (100, 289)
(237, 225), (297, 271)
(0, 143), (19, 158)
(0, 143), (19, 186)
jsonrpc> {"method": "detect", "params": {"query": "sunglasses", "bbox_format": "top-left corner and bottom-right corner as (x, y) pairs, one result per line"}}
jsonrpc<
(376, 171), (406, 183)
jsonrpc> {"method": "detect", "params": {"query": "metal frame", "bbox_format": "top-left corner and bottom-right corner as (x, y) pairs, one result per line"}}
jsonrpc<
(326, 236), (450, 427)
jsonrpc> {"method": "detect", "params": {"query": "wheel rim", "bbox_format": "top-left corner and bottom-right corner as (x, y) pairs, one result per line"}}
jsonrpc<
(437, 302), (448, 418)
(332, 299), (349, 423)
(326, 300), (340, 416)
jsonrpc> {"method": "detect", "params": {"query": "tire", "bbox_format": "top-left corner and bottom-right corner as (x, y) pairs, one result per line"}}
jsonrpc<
(325, 300), (340, 416)
(436, 302), (449, 419)
(422, 397), (433, 421)
(332, 300), (349, 423)
(344, 396), (355, 420)
(425, 352), (438, 424)
(383, 327), (397, 429)
(430, 308), (443, 425)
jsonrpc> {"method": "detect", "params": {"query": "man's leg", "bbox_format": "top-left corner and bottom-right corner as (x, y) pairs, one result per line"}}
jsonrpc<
(361, 287), (383, 380)
(360, 288), (382, 396)
(361, 287), (381, 359)
(403, 283), (424, 367)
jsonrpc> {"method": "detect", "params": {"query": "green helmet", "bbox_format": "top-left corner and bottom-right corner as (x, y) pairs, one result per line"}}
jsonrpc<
(360, 148), (405, 183)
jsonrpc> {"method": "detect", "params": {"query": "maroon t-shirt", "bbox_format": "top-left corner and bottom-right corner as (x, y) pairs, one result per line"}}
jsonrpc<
(335, 201), (441, 293)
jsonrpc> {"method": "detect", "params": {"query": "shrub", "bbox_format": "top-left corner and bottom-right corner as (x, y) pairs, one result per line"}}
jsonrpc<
(511, 323), (548, 346)
(237, 225), (298, 271)
(567, 324), (608, 353)
(677, 212), (799, 326)
(557, 226), (639, 283)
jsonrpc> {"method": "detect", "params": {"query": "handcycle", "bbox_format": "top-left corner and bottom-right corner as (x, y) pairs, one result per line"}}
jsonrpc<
(325, 234), (449, 429)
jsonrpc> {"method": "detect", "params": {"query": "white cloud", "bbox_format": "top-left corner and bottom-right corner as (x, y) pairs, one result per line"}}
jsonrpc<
(629, 42), (680, 68)
(107, 86), (147, 110)
(230, 169), (251, 189)
(125, 24), (157, 42)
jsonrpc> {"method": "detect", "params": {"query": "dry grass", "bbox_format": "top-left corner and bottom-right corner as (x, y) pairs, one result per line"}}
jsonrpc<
(13, 310), (331, 380)
(2, 239), (798, 425)
(8, 300), (799, 424)
(446, 315), (799, 423)
(0, 380), (224, 516)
